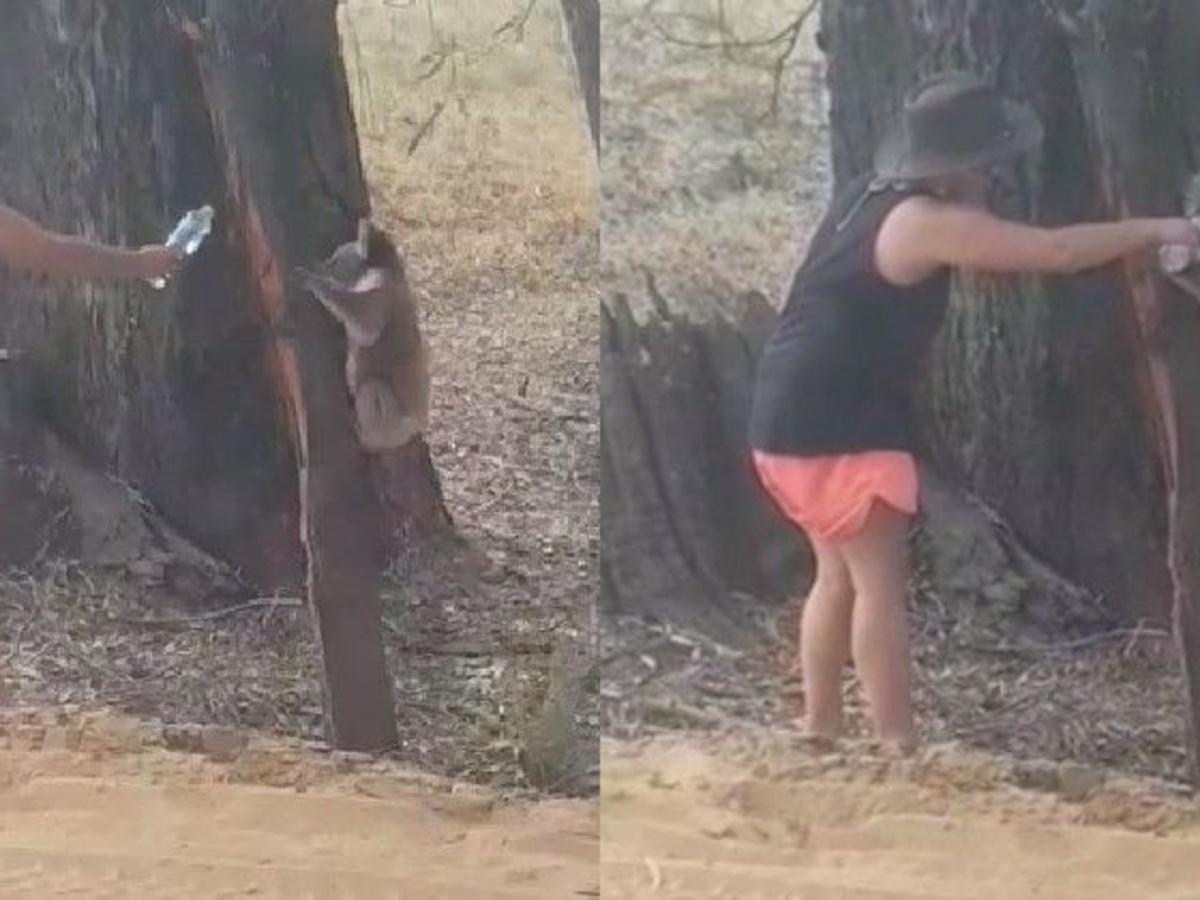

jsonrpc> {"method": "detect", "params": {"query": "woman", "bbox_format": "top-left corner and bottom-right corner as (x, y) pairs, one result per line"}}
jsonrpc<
(748, 72), (1200, 749)
(0, 202), (180, 282)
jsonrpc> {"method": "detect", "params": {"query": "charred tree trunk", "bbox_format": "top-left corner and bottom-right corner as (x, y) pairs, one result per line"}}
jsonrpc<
(601, 282), (805, 645)
(560, 0), (600, 155)
(821, 0), (1170, 625)
(182, 0), (398, 752)
(1053, 0), (1200, 785)
(0, 1), (448, 595)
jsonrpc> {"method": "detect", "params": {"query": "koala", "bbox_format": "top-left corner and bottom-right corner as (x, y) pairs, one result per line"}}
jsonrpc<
(292, 219), (429, 452)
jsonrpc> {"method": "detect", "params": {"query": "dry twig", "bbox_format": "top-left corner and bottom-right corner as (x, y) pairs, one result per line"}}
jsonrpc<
(115, 597), (303, 629)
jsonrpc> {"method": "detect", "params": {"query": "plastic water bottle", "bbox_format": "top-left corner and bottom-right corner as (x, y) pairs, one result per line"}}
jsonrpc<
(149, 205), (215, 289)
(1160, 244), (1198, 276)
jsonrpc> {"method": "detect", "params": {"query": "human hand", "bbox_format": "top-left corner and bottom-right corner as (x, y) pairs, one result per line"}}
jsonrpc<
(134, 244), (185, 281)
(1155, 218), (1200, 248)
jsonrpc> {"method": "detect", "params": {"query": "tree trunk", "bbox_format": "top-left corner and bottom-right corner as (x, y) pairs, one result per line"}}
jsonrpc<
(0, 0), (449, 595)
(560, 0), (600, 155)
(600, 281), (806, 646)
(0, 1), (455, 750)
(820, 0), (1171, 625)
(1053, 0), (1200, 785)
(185, 0), (400, 752)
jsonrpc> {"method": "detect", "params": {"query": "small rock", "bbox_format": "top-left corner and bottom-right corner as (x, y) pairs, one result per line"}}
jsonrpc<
(201, 726), (248, 762)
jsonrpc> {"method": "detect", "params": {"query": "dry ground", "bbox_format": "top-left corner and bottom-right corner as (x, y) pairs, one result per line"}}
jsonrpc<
(0, 707), (598, 898)
(603, 730), (1200, 899)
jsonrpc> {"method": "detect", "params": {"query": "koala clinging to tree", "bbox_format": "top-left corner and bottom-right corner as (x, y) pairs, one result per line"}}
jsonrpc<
(292, 219), (429, 451)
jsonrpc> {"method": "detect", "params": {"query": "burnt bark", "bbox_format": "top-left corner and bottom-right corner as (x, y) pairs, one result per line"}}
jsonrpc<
(600, 283), (805, 645)
(560, 0), (600, 155)
(182, 0), (398, 752)
(1055, 0), (1200, 786)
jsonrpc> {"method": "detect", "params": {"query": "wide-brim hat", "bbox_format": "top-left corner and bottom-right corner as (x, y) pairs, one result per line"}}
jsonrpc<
(874, 72), (1043, 181)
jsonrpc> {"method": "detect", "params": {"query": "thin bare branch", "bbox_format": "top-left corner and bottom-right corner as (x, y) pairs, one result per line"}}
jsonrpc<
(645, 0), (820, 121)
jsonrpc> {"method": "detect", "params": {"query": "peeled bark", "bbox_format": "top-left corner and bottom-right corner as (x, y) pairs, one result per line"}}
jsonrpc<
(1055, 0), (1200, 786)
(181, 0), (398, 751)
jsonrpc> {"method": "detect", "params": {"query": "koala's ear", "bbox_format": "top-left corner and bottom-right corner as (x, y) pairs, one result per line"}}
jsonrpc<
(356, 218), (371, 259)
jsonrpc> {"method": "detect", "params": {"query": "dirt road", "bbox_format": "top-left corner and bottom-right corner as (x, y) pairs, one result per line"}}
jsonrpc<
(602, 732), (1200, 899)
(0, 708), (598, 898)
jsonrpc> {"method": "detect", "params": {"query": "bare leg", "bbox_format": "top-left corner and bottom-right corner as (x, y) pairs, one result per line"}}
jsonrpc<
(839, 501), (916, 746)
(798, 535), (854, 739)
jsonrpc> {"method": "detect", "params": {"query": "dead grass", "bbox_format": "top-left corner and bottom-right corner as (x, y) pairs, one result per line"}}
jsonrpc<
(602, 0), (829, 304)
(340, 0), (596, 298)
(601, 592), (1191, 787)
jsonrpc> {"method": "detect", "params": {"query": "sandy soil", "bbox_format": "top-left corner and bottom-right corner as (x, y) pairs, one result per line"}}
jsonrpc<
(602, 731), (1200, 899)
(0, 708), (598, 898)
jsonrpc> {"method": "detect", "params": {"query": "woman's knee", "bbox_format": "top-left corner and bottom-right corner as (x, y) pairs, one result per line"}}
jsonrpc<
(840, 502), (911, 597)
(808, 538), (853, 600)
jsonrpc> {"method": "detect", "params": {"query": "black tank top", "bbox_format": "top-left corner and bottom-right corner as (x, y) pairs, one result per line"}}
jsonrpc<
(748, 173), (951, 456)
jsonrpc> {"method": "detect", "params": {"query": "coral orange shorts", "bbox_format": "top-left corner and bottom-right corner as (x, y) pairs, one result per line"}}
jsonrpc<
(752, 450), (918, 543)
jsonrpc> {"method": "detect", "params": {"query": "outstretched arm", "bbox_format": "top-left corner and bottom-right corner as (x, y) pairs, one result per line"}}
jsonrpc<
(876, 196), (1199, 285)
(0, 202), (180, 282)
